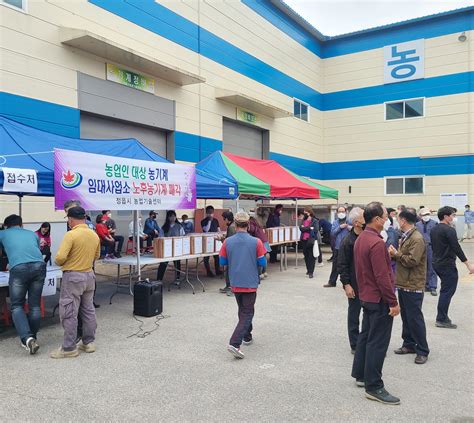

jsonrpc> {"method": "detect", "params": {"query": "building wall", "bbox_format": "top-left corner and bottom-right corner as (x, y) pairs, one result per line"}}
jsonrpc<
(0, 0), (472, 221)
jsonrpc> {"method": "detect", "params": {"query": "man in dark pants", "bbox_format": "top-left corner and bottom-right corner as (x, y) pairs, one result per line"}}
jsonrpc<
(219, 212), (267, 359)
(352, 202), (400, 405)
(102, 210), (124, 257)
(430, 206), (474, 328)
(265, 204), (283, 263)
(389, 210), (429, 364)
(337, 207), (364, 354)
(218, 211), (236, 295)
(201, 205), (222, 277)
(325, 205), (351, 287)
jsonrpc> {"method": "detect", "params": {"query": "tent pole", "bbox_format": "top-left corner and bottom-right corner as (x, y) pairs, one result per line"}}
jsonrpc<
(236, 196), (240, 213)
(295, 199), (298, 268)
(18, 194), (23, 217)
(135, 210), (141, 280)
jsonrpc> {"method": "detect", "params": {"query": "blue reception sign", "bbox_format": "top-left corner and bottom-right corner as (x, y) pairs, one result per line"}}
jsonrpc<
(384, 39), (424, 84)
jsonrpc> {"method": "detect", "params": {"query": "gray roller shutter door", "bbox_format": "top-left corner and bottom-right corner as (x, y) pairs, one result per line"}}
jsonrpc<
(223, 119), (263, 159)
(80, 113), (167, 158)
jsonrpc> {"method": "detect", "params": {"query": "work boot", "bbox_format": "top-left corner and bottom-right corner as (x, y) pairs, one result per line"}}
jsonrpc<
(50, 347), (79, 359)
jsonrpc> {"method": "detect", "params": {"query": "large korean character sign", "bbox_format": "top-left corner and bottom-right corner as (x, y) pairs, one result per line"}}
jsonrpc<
(384, 39), (424, 84)
(54, 149), (196, 211)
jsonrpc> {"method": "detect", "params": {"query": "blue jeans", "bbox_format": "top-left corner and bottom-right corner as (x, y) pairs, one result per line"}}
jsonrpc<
(9, 262), (46, 344)
(434, 265), (458, 323)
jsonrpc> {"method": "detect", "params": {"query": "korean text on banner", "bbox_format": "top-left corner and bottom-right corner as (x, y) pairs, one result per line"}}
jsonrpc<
(54, 149), (196, 211)
(1, 167), (38, 193)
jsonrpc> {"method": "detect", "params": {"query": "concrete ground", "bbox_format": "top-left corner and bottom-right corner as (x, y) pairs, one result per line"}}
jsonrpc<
(1, 242), (473, 422)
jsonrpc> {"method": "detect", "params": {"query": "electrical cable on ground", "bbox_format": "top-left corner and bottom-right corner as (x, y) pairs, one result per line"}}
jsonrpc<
(127, 313), (170, 339)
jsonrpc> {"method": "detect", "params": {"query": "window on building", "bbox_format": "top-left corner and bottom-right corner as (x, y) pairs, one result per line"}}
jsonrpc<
(385, 176), (424, 195)
(385, 98), (424, 120)
(1, 0), (27, 11)
(294, 99), (309, 122)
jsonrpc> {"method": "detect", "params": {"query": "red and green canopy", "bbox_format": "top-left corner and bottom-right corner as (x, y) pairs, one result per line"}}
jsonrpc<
(196, 151), (338, 200)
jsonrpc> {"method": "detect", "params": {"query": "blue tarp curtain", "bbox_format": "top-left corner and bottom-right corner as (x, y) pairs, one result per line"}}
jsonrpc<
(0, 116), (238, 199)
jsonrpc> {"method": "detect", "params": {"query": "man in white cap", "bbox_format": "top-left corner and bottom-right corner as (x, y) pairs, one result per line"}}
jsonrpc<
(416, 208), (438, 296)
(219, 211), (267, 359)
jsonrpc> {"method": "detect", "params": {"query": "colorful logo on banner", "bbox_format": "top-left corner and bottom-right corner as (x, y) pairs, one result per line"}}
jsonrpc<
(60, 170), (83, 190)
(54, 149), (196, 211)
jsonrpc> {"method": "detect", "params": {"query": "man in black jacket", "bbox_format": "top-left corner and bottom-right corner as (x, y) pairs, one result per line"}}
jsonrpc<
(266, 204), (283, 263)
(201, 205), (222, 277)
(430, 206), (474, 328)
(337, 207), (365, 354)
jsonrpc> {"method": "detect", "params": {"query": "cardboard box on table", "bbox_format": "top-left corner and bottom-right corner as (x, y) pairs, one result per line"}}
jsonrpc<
(172, 237), (183, 257)
(266, 228), (279, 244)
(190, 234), (203, 255)
(203, 234), (216, 254)
(284, 227), (291, 242)
(153, 238), (173, 258)
(291, 227), (298, 241)
(278, 228), (285, 243)
(182, 236), (191, 256)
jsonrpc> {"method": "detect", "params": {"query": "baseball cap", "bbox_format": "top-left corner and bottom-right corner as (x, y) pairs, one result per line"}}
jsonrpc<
(419, 208), (431, 216)
(67, 206), (86, 219)
(234, 211), (250, 223)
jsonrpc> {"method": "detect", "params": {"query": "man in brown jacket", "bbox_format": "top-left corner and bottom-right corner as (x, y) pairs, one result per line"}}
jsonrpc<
(389, 209), (430, 365)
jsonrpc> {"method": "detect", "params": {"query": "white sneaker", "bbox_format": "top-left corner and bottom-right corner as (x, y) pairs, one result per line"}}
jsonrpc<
(22, 337), (39, 355)
(227, 345), (245, 359)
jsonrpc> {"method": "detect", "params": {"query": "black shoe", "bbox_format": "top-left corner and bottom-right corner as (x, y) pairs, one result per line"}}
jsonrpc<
(435, 320), (457, 329)
(323, 283), (336, 288)
(430, 290), (437, 296)
(94, 302), (100, 309)
(305, 271), (309, 275)
(424, 287), (431, 292)
(219, 286), (229, 293)
(308, 273), (314, 279)
(365, 388), (400, 405)
(215, 270), (223, 276)
(415, 355), (428, 364)
(114, 253), (122, 258)
(206, 271), (215, 278)
(355, 378), (365, 387)
(351, 349), (356, 355)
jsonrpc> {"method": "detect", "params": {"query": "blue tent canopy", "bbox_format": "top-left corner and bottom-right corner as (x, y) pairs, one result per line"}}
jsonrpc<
(0, 116), (237, 199)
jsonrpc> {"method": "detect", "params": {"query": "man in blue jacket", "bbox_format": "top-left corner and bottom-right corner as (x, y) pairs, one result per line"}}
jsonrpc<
(325, 206), (351, 287)
(220, 211), (267, 359)
(143, 211), (163, 251)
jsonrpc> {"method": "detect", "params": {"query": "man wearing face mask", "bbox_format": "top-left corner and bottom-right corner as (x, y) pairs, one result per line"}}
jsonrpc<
(430, 206), (474, 329)
(201, 205), (222, 277)
(144, 211), (163, 251)
(102, 210), (124, 258)
(325, 206), (352, 287)
(416, 208), (438, 296)
(337, 207), (365, 354)
(352, 202), (400, 405)
(389, 210), (429, 365)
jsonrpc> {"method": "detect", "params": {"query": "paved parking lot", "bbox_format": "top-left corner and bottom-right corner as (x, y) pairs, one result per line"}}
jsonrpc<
(1, 243), (473, 422)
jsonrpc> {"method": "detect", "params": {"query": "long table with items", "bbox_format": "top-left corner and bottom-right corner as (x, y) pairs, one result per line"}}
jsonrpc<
(102, 227), (300, 301)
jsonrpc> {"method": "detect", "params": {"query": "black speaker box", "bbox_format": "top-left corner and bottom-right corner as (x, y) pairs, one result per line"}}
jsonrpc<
(133, 280), (163, 317)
